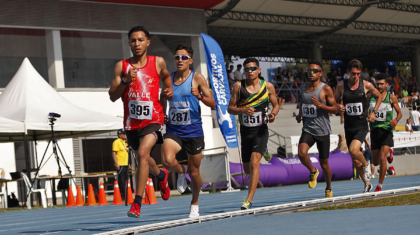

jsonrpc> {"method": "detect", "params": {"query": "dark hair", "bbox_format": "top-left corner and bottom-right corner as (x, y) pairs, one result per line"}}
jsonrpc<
(175, 43), (194, 57)
(243, 57), (259, 67)
(376, 73), (389, 83)
(348, 59), (363, 71)
(237, 64), (242, 68)
(308, 60), (323, 71)
(128, 26), (150, 39)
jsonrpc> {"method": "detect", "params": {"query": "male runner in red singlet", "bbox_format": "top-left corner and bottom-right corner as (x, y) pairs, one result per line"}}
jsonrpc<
(109, 26), (174, 218)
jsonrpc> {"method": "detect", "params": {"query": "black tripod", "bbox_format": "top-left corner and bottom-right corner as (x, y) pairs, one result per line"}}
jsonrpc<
(28, 113), (75, 206)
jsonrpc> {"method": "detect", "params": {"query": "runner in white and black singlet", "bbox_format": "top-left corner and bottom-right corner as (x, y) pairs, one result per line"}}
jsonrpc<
(335, 59), (383, 193)
(296, 61), (337, 198)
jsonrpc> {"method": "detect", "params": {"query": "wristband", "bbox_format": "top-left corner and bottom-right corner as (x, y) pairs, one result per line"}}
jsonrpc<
(198, 96), (203, 100)
(396, 118), (400, 122)
(121, 77), (129, 85)
(270, 113), (277, 117)
(373, 110), (379, 114)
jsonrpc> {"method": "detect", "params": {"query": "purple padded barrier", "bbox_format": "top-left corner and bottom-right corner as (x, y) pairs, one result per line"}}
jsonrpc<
(230, 150), (353, 187)
(188, 150), (353, 188)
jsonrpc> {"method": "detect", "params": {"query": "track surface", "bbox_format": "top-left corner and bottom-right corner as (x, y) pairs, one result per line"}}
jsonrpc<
(0, 174), (419, 235)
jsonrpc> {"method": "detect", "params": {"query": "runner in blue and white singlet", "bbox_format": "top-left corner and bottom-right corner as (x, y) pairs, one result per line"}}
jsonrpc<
(161, 44), (215, 218)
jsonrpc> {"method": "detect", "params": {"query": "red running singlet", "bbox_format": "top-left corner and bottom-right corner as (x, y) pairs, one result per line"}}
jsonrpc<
(121, 56), (164, 130)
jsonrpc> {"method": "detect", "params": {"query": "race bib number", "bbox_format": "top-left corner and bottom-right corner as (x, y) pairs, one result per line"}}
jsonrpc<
(302, 104), (317, 118)
(170, 108), (191, 125)
(129, 101), (153, 120)
(242, 112), (263, 127)
(345, 102), (363, 116)
(370, 102), (391, 122)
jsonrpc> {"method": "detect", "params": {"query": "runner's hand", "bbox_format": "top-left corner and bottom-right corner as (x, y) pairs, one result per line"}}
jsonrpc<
(191, 87), (201, 99)
(390, 118), (398, 127)
(268, 113), (276, 123)
(244, 107), (255, 116)
(368, 112), (376, 122)
(296, 114), (302, 123)
(164, 114), (168, 125)
(126, 67), (137, 82)
(164, 87), (174, 100)
(337, 104), (345, 114)
(311, 96), (322, 107)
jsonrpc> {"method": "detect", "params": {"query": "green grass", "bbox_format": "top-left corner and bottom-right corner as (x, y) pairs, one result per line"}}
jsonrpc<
(303, 192), (420, 212)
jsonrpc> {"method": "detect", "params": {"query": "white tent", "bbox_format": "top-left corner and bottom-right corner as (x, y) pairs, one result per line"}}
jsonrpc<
(0, 58), (123, 142)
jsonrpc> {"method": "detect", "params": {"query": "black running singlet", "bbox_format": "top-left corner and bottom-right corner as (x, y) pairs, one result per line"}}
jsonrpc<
(343, 78), (368, 130)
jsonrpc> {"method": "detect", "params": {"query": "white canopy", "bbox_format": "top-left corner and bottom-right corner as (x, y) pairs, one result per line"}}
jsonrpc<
(0, 58), (123, 142)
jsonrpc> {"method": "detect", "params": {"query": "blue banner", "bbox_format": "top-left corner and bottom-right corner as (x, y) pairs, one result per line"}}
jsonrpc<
(201, 33), (238, 148)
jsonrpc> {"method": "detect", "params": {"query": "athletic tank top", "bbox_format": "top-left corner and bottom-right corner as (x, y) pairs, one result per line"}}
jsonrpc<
(301, 83), (331, 136)
(343, 79), (368, 130)
(369, 92), (393, 132)
(121, 56), (164, 130)
(236, 79), (269, 127)
(166, 71), (203, 138)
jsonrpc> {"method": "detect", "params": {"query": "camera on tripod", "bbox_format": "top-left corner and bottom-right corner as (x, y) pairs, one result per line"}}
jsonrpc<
(48, 112), (61, 123)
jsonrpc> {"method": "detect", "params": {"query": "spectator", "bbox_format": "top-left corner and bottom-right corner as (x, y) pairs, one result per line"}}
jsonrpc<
(112, 129), (129, 200)
(275, 67), (282, 81)
(409, 107), (420, 131)
(389, 85), (395, 95)
(343, 69), (350, 79)
(228, 65), (235, 88)
(392, 75), (400, 96)
(234, 64), (243, 81)
(281, 69), (289, 82)
(397, 70), (407, 88)
(402, 86), (412, 107)
(327, 69), (338, 92)
(412, 76), (419, 89)
(336, 68), (343, 81)
(385, 67), (390, 76)
(361, 68), (369, 79)
(369, 72), (376, 85)
(406, 118), (413, 133)
(296, 67), (308, 83)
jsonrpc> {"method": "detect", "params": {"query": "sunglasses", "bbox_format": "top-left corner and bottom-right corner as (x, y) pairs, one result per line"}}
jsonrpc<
(307, 68), (322, 73)
(244, 67), (259, 72)
(174, 55), (191, 61)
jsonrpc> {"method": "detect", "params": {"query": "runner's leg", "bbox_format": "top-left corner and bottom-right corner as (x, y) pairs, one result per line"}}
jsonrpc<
(349, 140), (370, 185)
(320, 159), (332, 190)
(378, 145), (389, 185)
(247, 152), (262, 203)
(135, 134), (157, 197)
(162, 138), (184, 174)
(188, 152), (202, 205)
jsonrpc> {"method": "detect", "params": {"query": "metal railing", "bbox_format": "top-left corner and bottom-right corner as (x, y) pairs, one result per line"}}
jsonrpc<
(268, 128), (291, 158)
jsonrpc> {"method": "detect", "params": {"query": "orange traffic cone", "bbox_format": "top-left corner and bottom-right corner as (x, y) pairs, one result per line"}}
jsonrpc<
(75, 185), (84, 206)
(126, 180), (134, 204)
(147, 178), (159, 205)
(98, 182), (109, 205)
(142, 180), (150, 205)
(112, 181), (124, 205)
(85, 184), (98, 206)
(66, 186), (76, 207)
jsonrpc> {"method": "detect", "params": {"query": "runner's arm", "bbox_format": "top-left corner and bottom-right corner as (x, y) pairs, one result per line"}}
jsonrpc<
(390, 94), (402, 127)
(109, 61), (126, 102)
(266, 82), (279, 123)
(156, 56), (174, 100)
(316, 85), (338, 114)
(366, 81), (382, 112)
(195, 73), (216, 108)
(228, 81), (253, 115)
(335, 81), (345, 114)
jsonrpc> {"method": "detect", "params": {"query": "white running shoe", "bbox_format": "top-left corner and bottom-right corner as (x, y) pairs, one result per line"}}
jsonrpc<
(177, 165), (188, 194)
(189, 204), (199, 218)
(363, 160), (372, 182)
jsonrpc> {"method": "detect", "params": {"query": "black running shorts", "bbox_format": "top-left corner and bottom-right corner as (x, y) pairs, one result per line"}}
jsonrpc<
(298, 131), (330, 159)
(370, 127), (394, 150)
(164, 133), (205, 155)
(125, 124), (163, 151)
(240, 124), (269, 163)
(344, 127), (368, 148)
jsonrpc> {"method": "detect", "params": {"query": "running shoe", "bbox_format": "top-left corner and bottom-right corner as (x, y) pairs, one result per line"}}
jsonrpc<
(362, 161), (372, 182)
(159, 168), (170, 200)
(263, 146), (272, 162)
(325, 189), (333, 198)
(240, 196), (252, 210)
(177, 165), (188, 194)
(189, 204), (200, 218)
(127, 203), (141, 218)
(374, 185), (382, 192)
(363, 183), (373, 193)
(308, 168), (319, 188)
(387, 154), (393, 164)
